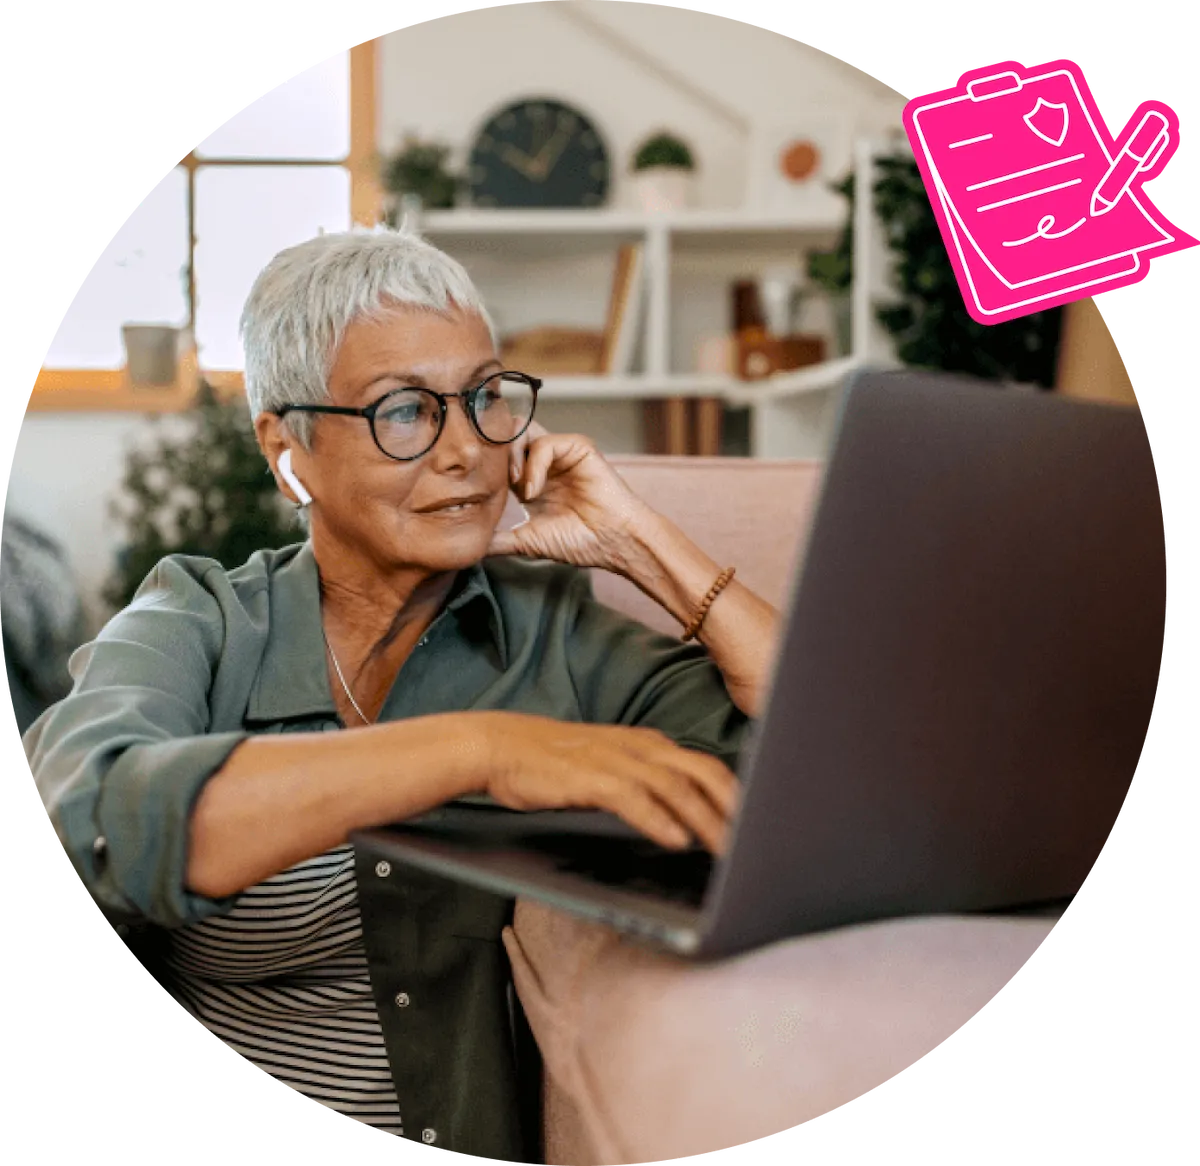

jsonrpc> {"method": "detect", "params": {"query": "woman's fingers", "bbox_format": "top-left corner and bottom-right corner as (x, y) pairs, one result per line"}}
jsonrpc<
(519, 431), (594, 500)
(509, 419), (547, 482)
(520, 435), (561, 500)
(584, 775), (693, 850)
(645, 755), (738, 854)
(639, 754), (736, 855)
(624, 729), (741, 818)
(642, 771), (729, 855)
(484, 715), (741, 855)
(588, 735), (738, 855)
(671, 748), (741, 820)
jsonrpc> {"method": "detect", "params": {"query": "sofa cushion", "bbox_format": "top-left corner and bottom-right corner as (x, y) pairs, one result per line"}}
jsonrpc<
(505, 902), (1053, 1164)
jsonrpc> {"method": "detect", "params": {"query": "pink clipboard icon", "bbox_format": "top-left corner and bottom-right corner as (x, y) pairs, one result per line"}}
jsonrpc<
(903, 60), (1196, 325)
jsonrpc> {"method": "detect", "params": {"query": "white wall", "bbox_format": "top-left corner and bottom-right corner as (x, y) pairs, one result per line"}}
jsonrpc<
(379, 2), (905, 437)
(5, 414), (169, 630)
(10, 4), (906, 616)
(378, 2), (905, 209)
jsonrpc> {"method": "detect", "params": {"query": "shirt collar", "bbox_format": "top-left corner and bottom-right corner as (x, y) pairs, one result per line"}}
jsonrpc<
(245, 542), (509, 724)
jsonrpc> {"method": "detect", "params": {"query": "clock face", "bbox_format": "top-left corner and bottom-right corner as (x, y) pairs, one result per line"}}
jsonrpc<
(467, 99), (610, 209)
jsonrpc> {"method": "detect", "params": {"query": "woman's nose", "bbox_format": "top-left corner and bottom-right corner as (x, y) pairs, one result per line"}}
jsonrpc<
(431, 395), (484, 468)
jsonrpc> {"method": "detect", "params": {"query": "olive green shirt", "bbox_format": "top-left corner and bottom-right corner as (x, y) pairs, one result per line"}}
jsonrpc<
(28, 541), (751, 1159)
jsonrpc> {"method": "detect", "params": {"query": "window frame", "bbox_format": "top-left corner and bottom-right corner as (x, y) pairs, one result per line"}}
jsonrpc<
(29, 39), (381, 414)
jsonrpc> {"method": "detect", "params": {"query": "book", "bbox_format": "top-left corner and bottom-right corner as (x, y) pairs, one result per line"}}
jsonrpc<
(599, 242), (645, 375)
(642, 398), (722, 457)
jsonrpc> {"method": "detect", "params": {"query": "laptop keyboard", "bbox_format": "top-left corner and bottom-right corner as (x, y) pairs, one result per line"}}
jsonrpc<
(521, 833), (714, 908)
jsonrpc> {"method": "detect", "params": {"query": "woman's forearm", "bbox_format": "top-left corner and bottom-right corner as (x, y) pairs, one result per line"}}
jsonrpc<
(186, 713), (488, 898)
(615, 508), (780, 718)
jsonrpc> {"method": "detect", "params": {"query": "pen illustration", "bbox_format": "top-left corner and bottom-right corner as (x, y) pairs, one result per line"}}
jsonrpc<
(903, 60), (1196, 325)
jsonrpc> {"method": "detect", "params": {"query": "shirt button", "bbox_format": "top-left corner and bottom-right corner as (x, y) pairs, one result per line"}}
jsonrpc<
(422, 1129), (437, 1144)
(394, 991), (411, 1008)
(375, 861), (391, 878)
(417, 637), (428, 648)
(92, 836), (108, 859)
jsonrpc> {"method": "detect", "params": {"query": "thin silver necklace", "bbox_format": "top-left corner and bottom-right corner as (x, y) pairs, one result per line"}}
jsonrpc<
(321, 627), (372, 726)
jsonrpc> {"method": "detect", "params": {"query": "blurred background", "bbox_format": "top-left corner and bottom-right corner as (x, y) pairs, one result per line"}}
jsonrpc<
(3, 1), (1135, 727)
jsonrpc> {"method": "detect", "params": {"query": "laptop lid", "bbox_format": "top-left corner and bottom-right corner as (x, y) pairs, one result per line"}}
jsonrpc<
(696, 370), (1164, 956)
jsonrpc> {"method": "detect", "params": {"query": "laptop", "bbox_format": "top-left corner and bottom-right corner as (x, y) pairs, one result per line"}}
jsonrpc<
(355, 370), (1165, 959)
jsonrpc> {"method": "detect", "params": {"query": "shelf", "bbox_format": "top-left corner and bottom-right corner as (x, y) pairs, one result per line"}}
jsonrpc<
(418, 141), (882, 453)
(540, 375), (724, 401)
(537, 359), (861, 403)
(667, 207), (843, 251)
(419, 207), (844, 238)
(422, 209), (644, 235)
(721, 356), (864, 404)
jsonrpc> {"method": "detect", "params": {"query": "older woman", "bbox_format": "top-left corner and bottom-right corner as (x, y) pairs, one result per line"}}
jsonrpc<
(29, 228), (778, 1159)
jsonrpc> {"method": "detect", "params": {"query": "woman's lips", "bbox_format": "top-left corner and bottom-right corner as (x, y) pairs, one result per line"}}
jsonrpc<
(420, 498), (486, 516)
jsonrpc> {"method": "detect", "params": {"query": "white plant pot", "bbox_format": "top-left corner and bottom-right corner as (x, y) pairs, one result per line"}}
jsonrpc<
(122, 324), (180, 386)
(633, 167), (695, 213)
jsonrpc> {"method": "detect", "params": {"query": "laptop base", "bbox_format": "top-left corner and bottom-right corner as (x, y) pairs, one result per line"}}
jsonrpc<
(358, 825), (706, 955)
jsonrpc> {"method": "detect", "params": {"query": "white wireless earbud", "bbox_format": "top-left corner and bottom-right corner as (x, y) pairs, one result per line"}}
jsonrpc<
(278, 449), (312, 507)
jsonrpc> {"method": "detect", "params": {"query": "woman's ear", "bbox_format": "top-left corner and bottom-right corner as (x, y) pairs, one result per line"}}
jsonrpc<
(278, 450), (313, 507)
(256, 414), (312, 507)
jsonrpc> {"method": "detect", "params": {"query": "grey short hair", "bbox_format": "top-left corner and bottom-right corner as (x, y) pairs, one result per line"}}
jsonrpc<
(240, 226), (495, 447)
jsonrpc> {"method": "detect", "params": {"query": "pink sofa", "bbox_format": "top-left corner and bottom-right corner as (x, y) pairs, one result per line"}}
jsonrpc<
(501, 456), (1056, 1164)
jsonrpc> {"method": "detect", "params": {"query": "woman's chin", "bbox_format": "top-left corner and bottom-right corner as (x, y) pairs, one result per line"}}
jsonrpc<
(409, 507), (498, 566)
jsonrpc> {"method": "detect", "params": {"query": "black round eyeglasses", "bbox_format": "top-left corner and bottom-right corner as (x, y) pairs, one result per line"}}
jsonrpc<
(273, 371), (541, 463)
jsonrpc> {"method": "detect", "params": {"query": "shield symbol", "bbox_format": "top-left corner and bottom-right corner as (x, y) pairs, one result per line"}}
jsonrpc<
(1024, 97), (1070, 148)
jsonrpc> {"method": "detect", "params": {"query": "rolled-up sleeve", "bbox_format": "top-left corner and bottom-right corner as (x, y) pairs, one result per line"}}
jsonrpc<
(564, 572), (754, 771)
(25, 558), (255, 928)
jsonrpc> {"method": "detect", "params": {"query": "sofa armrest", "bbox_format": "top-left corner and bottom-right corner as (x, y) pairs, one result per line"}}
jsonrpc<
(505, 901), (1054, 1164)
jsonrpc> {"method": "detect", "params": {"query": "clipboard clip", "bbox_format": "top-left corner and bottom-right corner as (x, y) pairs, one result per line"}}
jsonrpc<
(967, 71), (1023, 101)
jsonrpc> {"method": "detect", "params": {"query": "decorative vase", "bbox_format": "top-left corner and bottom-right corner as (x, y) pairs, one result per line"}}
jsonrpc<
(759, 265), (806, 335)
(633, 167), (694, 213)
(830, 293), (853, 358)
(122, 324), (180, 386)
(398, 193), (425, 232)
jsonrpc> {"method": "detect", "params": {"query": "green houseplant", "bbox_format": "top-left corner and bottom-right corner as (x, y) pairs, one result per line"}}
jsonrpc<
(103, 380), (301, 611)
(804, 172), (855, 355)
(807, 153), (1063, 386)
(631, 131), (696, 212)
(381, 135), (461, 218)
(632, 132), (696, 172)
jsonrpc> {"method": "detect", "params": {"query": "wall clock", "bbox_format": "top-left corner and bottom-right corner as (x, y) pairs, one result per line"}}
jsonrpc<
(467, 98), (610, 209)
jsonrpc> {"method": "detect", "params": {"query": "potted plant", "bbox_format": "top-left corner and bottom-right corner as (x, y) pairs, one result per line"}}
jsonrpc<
(630, 131), (696, 212)
(381, 135), (461, 223)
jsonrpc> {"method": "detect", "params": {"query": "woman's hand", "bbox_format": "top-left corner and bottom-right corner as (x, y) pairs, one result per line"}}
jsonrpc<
(474, 711), (739, 855)
(486, 421), (651, 574)
(487, 420), (780, 718)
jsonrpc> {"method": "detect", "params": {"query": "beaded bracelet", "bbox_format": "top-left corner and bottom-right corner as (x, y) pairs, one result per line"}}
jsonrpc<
(681, 566), (736, 641)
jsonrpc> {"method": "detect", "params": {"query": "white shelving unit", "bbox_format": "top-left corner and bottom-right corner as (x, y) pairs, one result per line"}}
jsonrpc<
(417, 142), (882, 458)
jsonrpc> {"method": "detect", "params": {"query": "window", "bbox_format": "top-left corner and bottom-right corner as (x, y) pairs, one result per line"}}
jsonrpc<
(33, 41), (379, 408)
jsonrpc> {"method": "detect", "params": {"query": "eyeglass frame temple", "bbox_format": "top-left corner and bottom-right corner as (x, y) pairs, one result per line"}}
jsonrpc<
(273, 371), (542, 462)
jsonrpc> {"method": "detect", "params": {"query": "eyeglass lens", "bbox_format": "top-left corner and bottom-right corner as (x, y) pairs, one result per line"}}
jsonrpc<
(372, 373), (536, 459)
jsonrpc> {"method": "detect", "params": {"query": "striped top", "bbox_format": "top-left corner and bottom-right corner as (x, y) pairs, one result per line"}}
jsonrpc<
(163, 843), (403, 1136)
